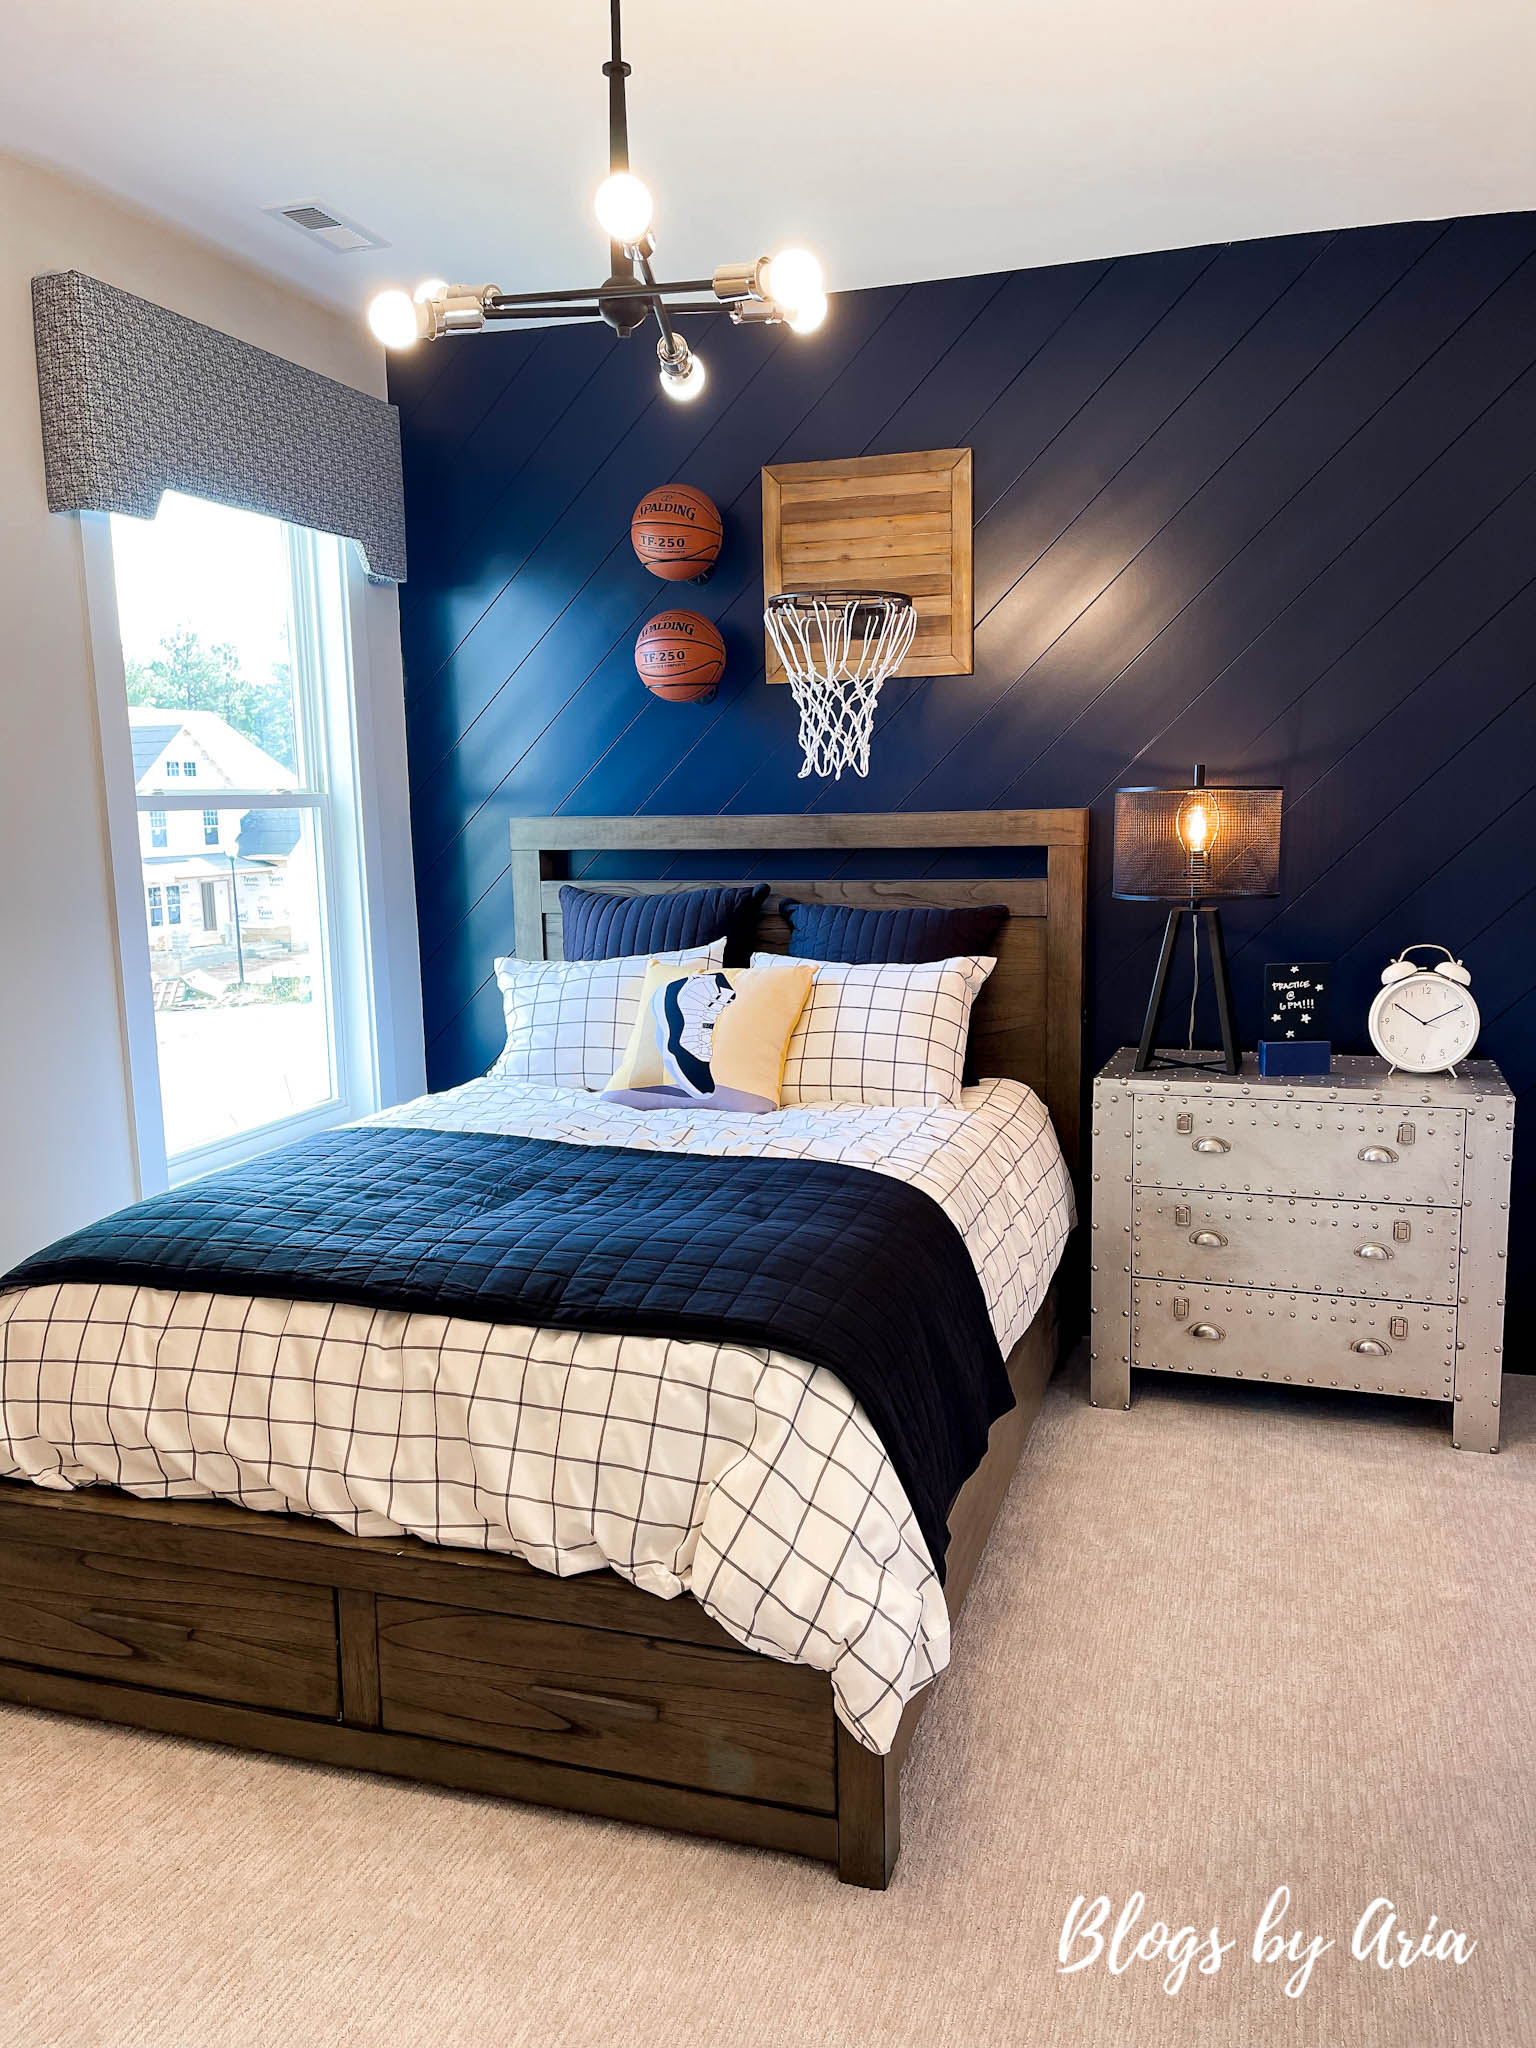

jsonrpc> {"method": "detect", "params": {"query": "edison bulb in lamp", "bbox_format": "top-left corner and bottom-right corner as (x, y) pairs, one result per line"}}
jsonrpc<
(1176, 785), (1221, 894)
(595, 171), (654, 245)
(367, 289), (422, 349)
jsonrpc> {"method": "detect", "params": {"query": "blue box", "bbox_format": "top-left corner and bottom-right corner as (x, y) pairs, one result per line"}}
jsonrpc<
(1258, 1040), (1332, 1077)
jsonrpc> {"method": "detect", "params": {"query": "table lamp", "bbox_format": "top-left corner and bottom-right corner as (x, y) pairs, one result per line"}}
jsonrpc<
(1113, 765), (1283, 1073)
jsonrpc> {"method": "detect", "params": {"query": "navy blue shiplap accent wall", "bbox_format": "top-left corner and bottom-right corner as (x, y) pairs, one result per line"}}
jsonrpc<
(392, 211), (1536, 1355)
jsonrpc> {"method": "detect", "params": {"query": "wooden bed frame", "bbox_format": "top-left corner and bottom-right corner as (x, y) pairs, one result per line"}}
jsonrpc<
(0, 810), (1087, 1889)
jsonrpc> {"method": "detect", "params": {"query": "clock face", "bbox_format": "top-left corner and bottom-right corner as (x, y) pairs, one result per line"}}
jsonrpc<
(1368, 973), (1480, 1073)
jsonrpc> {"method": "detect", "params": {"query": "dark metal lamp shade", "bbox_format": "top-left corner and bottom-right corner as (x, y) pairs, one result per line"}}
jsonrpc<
(1113, 776), (1283, 902)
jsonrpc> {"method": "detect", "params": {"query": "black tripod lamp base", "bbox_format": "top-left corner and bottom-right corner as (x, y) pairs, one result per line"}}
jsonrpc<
(1134, 905), (1241, 1074)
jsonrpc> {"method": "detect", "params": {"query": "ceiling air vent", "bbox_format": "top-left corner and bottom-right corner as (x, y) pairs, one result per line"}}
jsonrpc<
(264, 202), (388, 255)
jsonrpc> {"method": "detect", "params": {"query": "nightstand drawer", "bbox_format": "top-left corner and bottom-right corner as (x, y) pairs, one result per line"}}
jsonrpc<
(1131, 1282), (1456, 1401)
(1133, 1193), (1460, 1305)
(1133, 1098), (1464, 1205)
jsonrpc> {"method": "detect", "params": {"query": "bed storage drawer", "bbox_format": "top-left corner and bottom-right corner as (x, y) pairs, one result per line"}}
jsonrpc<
(1131, 1282), (1456, 1400)
(376, 1598), (837, 1812)
(0, 1539), (339, 1716)
(1132, 1192), (1461, 1304)
(1132, 1097), (1464, 1205)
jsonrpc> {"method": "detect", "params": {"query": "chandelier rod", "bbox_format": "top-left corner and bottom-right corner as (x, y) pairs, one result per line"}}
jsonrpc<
(638, 248), (680, 358)
(481, 302), (735, 324)
(486, 277), (715, 310)
(603, 0), (632, 280)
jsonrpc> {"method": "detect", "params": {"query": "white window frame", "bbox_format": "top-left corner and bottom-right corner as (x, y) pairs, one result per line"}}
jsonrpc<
(80, 508), (426, 1194)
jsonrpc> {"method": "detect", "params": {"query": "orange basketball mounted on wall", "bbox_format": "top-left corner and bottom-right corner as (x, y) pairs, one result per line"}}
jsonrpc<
(630, 484), (723, 582)
(635, 610), (726, 701)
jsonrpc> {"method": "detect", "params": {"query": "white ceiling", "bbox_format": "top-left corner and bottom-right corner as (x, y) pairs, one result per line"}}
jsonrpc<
(4, 0), (1534, 322)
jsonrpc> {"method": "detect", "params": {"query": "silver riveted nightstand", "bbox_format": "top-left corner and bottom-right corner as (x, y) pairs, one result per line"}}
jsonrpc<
(1089, 1051), (1515, 1450)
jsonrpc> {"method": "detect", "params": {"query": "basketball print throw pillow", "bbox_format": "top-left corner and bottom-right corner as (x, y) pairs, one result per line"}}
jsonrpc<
(602, 960), (817, 1114)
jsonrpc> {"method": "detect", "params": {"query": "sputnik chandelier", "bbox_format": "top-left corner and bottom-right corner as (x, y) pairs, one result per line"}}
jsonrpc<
(366, 0), (826, 398)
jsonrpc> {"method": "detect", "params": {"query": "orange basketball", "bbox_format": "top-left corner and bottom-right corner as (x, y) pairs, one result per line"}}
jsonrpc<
(635, 610), (726, 701)
(631, 484), (723, 581)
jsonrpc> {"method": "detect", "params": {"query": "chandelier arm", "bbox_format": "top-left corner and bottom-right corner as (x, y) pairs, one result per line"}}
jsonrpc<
(638, 251), (681, 359)
(485, 279), (716, 311)
(482, 308), (610, 323)
(632, 278), (718, 298)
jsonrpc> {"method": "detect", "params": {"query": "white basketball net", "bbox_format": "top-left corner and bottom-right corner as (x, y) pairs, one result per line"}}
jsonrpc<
(764, 591), (918, 780)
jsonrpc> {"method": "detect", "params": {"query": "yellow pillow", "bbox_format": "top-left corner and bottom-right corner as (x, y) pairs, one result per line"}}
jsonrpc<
(602, 960), (817, 1113)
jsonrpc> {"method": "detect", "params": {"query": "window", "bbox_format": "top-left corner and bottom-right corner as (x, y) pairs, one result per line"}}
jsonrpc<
(101, 492), (387, 1178)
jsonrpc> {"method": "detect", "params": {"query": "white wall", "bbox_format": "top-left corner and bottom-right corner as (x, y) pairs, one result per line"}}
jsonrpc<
(0, 149), (404, 1267)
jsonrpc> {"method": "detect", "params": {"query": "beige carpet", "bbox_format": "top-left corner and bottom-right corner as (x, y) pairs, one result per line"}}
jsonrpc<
(1, 1355), (1531, 2048)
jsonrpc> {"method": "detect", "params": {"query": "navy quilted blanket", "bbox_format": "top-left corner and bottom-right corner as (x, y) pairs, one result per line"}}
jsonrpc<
(3, 1127), (1013, 1575)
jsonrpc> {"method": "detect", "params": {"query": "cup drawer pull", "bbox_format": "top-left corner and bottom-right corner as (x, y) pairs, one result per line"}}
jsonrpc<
(1189, 1230), (1228, 1248)
(525, 1684), (660, 1725)
(1192, 1137), (1230, 1155)
(1359, 1146), (1398, 1165)
(81, 1609), (195, 1643)
(1188, 1323), (1224, 1342)
(1355, 1243), (1392, 1261)
(1350, 1339), (1391, 1357)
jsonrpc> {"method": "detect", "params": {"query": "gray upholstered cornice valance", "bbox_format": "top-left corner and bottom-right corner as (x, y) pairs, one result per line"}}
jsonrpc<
(31, 270), (406, 582)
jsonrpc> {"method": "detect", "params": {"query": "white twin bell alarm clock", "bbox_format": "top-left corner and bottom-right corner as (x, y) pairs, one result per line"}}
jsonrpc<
(1367, 944), (1480, 1075)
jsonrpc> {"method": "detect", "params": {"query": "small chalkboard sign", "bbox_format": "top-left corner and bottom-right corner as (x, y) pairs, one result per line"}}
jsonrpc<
(1264, 961), (1331, 1041)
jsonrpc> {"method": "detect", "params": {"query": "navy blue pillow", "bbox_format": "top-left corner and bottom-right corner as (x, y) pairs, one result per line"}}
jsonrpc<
(778, 899), (1007, 966)
(559, 884), (769, 967)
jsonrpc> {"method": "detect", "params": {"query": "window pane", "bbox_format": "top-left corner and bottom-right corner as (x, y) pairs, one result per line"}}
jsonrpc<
(142, 805), (336, 1155)
(112, 495), (304, 790)
(110, 493), (361, 1166)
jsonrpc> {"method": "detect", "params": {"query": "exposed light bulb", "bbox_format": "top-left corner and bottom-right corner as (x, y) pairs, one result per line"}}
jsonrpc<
(658, 343), (706, 402)
(787, 290), (828, 336)
(1176, 791), (1220, 856)
(765, 248), (823, 314)
(367, 289), (422, 349)
(595, 171), (654, 244)
(413, 278), (448, 304)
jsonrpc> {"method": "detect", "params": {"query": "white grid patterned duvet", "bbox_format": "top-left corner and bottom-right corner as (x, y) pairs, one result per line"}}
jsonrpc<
(0, 1077), (1071, 1752)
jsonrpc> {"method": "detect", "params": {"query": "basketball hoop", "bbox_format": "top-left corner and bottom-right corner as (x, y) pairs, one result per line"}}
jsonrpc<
(764, 589), (917, 779)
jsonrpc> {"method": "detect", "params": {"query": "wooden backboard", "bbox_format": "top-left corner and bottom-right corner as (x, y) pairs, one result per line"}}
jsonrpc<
(761, 448), (973, 681)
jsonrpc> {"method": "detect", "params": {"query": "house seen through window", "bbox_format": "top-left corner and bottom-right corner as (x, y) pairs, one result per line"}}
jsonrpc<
(109, 493), (372, 1166)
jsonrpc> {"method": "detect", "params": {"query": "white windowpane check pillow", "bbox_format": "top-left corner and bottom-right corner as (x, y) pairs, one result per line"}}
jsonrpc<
(490, 941), (726, 1090)
(749, 951), (995, 1107)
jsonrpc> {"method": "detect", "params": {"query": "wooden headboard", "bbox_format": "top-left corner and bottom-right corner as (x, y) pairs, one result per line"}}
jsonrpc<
(506, 811), (1089, 1168)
